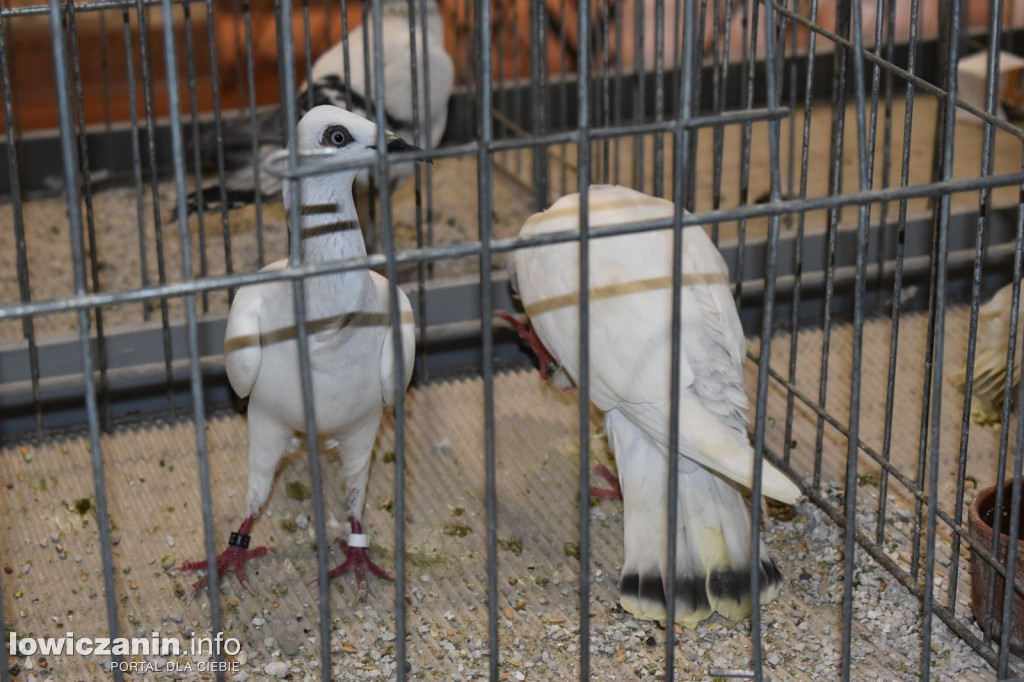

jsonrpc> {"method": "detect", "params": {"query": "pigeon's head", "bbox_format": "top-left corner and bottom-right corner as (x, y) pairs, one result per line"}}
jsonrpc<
(295, 105), (426, 169)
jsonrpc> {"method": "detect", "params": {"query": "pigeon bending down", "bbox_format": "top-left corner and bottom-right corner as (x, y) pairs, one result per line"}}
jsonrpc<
(186, 0), (454, 214)
(502, 185), (801, 627)
(174, 105), (419, 596)
(951, 281), (1024, 425)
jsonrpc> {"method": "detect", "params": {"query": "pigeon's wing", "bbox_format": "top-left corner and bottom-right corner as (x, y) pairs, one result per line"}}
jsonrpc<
(372, 272), (416, 406)
(515, 185), (799, 503)
(224, 287), (265, 400)
(223, 261), (288, 399)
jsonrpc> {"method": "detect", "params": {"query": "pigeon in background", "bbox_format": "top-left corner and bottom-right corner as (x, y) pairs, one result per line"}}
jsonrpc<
(185, 0), (454, 215)
(952, 281), (1024, 425)
(174, 106), (419, 596)
(500, 185), (801, 627)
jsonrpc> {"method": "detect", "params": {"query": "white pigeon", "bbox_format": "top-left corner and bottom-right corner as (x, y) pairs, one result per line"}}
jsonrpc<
(506, 185), (801, 627)
(952, 281), (1024, 425)
(175, 105), (418, 596)
(186, 0), (454, 214)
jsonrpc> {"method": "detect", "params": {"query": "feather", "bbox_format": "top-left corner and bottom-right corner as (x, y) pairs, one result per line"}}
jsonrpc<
(511, 184), (798, 626)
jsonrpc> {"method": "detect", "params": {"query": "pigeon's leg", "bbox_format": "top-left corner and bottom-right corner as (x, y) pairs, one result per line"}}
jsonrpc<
(590, 462), (623, 500)
(172, 516), (270, 597)
(494, 310), (559, 379)
(173, 416), (291, 596)
(326, 517), (395, 599)
(324, 420), (393, 600)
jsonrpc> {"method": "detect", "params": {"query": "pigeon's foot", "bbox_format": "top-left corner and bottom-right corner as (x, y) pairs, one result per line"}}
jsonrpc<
(172, 516), (269, 597)
(325, 517), (393, 601)
(590, 463), (622, 500)
(495, 310), (560, 379)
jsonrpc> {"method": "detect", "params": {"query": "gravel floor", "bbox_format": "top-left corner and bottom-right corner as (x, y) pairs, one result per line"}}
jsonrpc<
(1, 300), (1019, 681)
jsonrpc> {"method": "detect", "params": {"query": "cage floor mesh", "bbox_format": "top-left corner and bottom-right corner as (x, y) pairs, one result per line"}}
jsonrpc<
(2, 300), (1017, 680)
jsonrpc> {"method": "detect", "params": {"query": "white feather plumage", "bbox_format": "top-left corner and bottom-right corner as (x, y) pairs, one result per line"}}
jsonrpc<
(512, 185), (800, 626)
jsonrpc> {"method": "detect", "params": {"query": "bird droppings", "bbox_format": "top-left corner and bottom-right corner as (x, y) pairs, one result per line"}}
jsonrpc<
(381, 450), (395, 464)
(498, 536), (524, 554)
(563, 542), (580, 559)
(442, 522), (472, 537)
(285, 480), (311, 501)
(72, 498), (92, 516)
(279, 519), (299, 534)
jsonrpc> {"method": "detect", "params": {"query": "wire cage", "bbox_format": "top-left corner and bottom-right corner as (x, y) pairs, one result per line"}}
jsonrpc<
(4, 0), (1024, 680)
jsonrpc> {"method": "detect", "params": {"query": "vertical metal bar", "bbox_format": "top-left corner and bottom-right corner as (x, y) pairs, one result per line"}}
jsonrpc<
(576, 0), (592, 675)
(983, 190), (1024, 646)
(277, 2), (333, 679)
(920, 0), (959, 676)
(120, 5), (150, 323)
(812, 0), (851, 491)
(875, 0), (920, 548)
(783, 0), (796, 235)
(367, 2), (409, 678)
(665, 0), (698, 674)
(159, 4), (226, 680)
(750, 1), (786, 679)
(230, 0), (247, 111)
(611, 0), (623, 187)
(839, 0), (873, 679)
(474, 0), (499, 677)
(202, 0), (235, 301)
(783, 0), (819, 469)
(684, 0), (704, 210)
(241, 0), (266, 268)
(0, 546), (8, 682)
(733, 0), (761, 310)
(65, 0), (111, 430)
(401, 0), (425, 388)
(134, 0), (176, 413)
(598, 0), (610, 184)
(301, 0), (314, 111)
(46, 1), (122, 679)
(530, 0), (548, 210)
(630, 0), (644, 192)
(871, 0), (893, 302)
(652, 0), (665, 196)
(1000, 398), (1024, 676)
(360, 0), (378, 254)
(98, 7), (115, 172)
(0, 9), (42, 438)
(708, 0), (724, 245)
(949, 0), (1003, 617)
(416, 0), (439, 380)
(180, 0), (210, 312)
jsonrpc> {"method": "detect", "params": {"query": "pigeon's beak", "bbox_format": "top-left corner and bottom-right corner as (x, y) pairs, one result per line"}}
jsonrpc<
(382, 135), (432, 164)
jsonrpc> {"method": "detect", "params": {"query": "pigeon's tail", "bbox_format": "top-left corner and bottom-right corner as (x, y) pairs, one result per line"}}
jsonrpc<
(951, 348), (1020, 425)
(608, 410), (782, 628)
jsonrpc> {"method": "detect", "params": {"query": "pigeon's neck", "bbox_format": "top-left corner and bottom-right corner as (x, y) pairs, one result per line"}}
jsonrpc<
(293, 172), (371, 311)
(295, 173), (366, 265)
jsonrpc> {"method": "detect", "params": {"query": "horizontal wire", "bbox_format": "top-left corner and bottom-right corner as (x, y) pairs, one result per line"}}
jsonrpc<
(4, 166), (1024, 322)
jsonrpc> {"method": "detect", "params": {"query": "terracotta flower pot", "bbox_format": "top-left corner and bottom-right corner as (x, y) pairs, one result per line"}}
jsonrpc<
(968, 478), (1024, 654)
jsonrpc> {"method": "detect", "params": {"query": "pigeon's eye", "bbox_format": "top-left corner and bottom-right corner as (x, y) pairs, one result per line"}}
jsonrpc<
(323, 125), (352, 148)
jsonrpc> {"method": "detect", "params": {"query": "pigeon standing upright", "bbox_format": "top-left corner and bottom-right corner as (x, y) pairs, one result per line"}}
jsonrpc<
(174, 105), (420, 596)
(501, 185), (801, 627)
(952, 281), (1024, 425)
(186, 0), (454, 214)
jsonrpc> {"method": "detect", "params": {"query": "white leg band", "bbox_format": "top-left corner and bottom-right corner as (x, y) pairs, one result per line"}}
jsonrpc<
(348, 533), (370, 548)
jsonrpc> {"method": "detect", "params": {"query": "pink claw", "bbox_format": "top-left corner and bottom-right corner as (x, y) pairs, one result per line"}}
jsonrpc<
(589, 463), (622, 500)
(495, 310), (560, 380)
(172, 516), (270, 597)
(324, 517), (393, 600)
